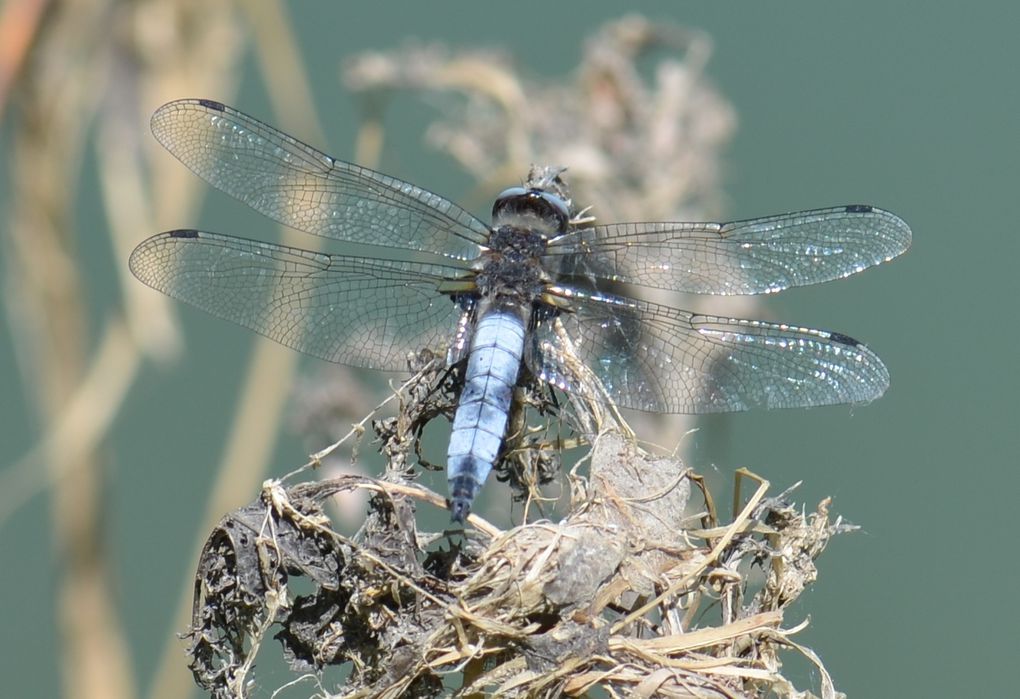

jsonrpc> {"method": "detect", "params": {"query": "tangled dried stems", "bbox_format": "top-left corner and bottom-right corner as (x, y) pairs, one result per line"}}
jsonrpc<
(187, 354), (853, 698)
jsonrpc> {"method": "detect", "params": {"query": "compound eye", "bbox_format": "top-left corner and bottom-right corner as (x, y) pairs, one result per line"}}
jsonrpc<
(491, 187), (570, 231)
(535, 191), (570, 228)
(492, 187), (528, 219)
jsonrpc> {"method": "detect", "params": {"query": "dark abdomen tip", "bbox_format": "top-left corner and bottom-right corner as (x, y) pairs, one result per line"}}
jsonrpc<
(449, 497), (471, 523)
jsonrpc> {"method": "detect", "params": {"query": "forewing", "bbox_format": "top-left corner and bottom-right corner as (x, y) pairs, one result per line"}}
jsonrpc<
(129, 230), (468, 371)
(150, 99), (490, 260)
(546, 205), (911, 295)
(528, 288), (890, 413)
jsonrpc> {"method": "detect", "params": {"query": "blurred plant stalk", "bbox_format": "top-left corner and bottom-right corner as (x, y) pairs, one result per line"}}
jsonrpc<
(2, 1), (242, 698)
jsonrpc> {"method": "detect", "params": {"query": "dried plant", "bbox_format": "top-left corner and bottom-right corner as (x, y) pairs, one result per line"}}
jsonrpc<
(188, 350), (853, 698)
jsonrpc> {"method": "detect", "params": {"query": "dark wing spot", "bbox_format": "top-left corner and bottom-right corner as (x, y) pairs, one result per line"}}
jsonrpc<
(168, 229), (200, 239)
(197, 99), (226, 112)
(844, 204), (874, 214)
(827, 331), (861, 348)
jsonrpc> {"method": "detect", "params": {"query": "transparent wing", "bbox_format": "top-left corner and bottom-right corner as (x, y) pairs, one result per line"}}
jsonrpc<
(545, 205), (911, 295)
(150, 99), (491, 260)
(527, 287), (889, 413)
(129, 230), (469, 371)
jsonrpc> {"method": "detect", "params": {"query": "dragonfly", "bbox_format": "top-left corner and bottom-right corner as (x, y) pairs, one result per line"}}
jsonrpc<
(130, 99), (911, 522)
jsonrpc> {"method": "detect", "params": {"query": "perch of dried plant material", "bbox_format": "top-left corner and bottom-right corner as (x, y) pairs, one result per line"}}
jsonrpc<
(185, 357), (853, 698)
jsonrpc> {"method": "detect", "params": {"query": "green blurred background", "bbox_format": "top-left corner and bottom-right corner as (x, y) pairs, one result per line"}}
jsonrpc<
(1, 1), (1016, 697)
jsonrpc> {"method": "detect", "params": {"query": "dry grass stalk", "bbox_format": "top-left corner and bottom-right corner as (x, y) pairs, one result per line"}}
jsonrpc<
(2, 3), (243, 699)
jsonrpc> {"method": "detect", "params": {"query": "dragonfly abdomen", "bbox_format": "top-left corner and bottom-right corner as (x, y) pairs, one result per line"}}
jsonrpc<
(447, 307), (528, 522)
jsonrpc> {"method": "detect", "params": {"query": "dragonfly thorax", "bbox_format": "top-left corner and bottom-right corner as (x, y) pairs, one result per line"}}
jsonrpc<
(473, 224), (550, 302)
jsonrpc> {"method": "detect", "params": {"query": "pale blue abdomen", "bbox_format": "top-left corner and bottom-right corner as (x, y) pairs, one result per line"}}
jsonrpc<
(447, 309), (526, 521)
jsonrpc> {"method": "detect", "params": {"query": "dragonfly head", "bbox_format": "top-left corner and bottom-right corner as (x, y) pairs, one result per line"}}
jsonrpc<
(492, 186), (571, 235)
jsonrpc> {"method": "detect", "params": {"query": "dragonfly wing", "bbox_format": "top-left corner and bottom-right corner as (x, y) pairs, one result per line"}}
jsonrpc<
(546, 205), (911, 295)
(528, 288), (890, 413)
(150, 99), (490, 261)
(130, 230), (469, 371)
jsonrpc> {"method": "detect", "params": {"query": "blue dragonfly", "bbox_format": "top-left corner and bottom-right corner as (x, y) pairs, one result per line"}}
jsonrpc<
(130, 99), (911, 521)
